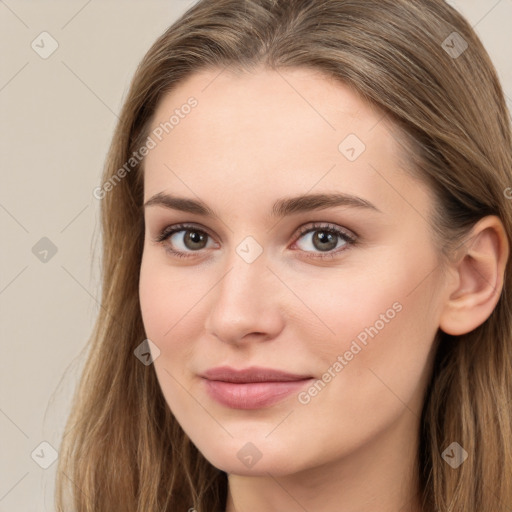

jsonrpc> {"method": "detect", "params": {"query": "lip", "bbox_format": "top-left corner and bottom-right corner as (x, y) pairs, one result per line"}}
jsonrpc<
(200, 366), (314, 409)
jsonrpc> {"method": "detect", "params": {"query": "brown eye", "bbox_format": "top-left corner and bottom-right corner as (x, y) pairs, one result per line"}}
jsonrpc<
(311, 231), (339, 252)
(155, 224), (215, 258)
(293, 223), (356, 258)
(180, 230), (208, 250)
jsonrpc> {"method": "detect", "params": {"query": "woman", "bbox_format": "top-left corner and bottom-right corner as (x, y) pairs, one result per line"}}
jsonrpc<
(56, 0), (512, 510)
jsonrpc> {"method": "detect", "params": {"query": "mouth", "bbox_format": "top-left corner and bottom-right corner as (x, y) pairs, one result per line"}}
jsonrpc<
(200, 366), (314, 409)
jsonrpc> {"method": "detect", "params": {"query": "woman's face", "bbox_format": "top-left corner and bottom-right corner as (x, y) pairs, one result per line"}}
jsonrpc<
(139, 67), (451, 476)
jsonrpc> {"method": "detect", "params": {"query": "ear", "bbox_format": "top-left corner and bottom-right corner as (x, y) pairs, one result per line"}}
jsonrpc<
(439, 215), (509, 336)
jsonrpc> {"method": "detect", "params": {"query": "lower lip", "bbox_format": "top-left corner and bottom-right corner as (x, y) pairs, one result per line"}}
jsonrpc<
(202, 378), (313, 409)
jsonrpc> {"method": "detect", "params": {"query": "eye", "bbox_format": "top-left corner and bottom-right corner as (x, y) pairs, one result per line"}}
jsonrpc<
(153, 223), (216, 259)
(292, 222), (357, 259)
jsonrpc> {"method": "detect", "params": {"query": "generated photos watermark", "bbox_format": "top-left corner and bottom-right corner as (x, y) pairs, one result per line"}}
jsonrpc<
(298, 301), (403, 405)
(93, 96), (198, 200)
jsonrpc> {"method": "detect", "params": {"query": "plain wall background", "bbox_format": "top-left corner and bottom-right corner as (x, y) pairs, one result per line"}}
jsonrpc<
(1, 0), (511, 509)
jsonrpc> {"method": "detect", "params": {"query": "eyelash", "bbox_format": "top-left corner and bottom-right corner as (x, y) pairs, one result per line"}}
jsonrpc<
(153, 222), (357, 260)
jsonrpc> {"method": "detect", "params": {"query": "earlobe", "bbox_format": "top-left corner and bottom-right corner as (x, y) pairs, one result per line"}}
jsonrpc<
(439, 216), (509, 336)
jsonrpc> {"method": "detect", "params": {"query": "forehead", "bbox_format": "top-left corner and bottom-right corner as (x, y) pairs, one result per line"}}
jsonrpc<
(142, 67), (431, 220)
(148, 66), (385, 148)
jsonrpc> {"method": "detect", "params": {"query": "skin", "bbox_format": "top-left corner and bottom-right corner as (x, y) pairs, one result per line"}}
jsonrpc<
(139, 66), (509, 512)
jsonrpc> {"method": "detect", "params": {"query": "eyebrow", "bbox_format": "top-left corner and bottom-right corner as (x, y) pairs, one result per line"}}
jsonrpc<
(143, 191), (382, 217)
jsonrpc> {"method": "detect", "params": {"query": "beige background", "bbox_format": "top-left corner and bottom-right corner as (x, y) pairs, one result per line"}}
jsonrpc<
(1, 0), (511, 510)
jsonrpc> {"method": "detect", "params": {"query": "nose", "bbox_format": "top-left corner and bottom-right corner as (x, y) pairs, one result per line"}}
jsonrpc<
(204, 250), (285, 346)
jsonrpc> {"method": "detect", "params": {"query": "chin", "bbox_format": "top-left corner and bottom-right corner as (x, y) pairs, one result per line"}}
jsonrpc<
(197, 442), (306, 477)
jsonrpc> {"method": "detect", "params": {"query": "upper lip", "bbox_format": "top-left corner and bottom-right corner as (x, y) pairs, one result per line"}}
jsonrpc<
(201, 366), (312, 383)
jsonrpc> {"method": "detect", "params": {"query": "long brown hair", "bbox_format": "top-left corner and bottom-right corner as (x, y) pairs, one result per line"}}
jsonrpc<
(55, 1), (512, 510)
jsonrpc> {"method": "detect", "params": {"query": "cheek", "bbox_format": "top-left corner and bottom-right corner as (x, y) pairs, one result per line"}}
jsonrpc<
(310, 255), (439, 414)
(139, 249), (194, 335)
(294, 264), (407, 353)
(138, 256), (189, 360)
(139, 255), (200, 413)
(139, 260), (169, 338)
(302, 249), (440, 390)
(139, 253), (209, 364)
